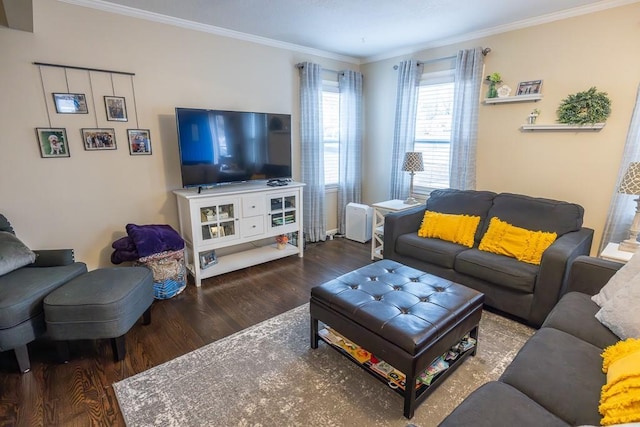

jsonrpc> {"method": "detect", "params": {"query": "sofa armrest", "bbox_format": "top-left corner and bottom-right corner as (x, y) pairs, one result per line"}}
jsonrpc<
(528, 227), (594, 327)
(30, 249), (76, 267)
(565, 255), (623, 296)
(382, 206), (426, 260)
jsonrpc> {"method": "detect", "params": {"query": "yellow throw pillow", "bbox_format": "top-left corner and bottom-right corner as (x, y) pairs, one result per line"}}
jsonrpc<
(417, 211), (480, 248)
(599, 339), (640, 426)
(478, 217), (557, 265)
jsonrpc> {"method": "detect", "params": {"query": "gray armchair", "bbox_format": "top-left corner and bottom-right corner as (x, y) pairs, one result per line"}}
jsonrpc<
(0, 214), (87, 373)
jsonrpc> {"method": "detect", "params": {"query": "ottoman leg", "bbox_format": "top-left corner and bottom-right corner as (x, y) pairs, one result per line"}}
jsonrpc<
(142, 306), (151, 325)
(470, 325), (479, 357)
(404, 370), (417, 419)
(14, 345), (30, 374)
(112, 335), (126, 362)
(310, 316), (319, 349)
(56, 341), (71, 363)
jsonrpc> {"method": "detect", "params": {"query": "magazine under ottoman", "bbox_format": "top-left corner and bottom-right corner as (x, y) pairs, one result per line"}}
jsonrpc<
(310, 259), (484, 419)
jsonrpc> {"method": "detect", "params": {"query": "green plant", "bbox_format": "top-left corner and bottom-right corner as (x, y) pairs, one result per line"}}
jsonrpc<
(485, 72), (502, 84)
(556, 87), (611, 124)
(531, 108), (540, 116)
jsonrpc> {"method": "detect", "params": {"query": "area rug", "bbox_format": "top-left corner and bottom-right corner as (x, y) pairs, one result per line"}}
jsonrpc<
(114, 304), (534, 427)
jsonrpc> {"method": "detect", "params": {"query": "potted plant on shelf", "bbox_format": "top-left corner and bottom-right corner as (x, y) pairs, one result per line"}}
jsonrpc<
(485, 72), (502, 99)
(557, 87), (611, 124)
(276, 234), (289, 250)
(528, 108), (541, 124)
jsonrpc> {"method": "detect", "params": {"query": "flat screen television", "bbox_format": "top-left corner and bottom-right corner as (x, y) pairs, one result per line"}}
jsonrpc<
(175, 108), (292, 188)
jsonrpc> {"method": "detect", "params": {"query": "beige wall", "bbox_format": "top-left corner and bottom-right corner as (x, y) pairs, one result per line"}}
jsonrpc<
(3, 1), (639, 269)
(362, 3), (640, 253)
(0, 0), (353, 268)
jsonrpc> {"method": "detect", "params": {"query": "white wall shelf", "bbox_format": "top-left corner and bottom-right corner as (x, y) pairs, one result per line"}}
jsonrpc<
(520, 123), (605, 131)
(484, 94), (542, 104)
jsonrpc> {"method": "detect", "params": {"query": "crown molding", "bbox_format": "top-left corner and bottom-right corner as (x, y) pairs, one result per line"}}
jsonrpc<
(56, 0), (361, 65)
(363, 0), (640, 63)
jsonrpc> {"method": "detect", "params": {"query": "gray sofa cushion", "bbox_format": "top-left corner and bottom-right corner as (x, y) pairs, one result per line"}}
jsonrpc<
(0, 232), (36, 276)
(542, 291), (619, 349)
(482, 193), (584, 237)
(426, 189), (497, 244)
(395, 233), (467, 269)
(454, 248), (538, 293)
(0, 263), (87, 329)
(439, 381), (569, 427)
(499, 327), (605, 426)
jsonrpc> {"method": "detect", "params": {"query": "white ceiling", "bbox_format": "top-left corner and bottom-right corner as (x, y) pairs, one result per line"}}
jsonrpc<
(67, 0), (637, 62)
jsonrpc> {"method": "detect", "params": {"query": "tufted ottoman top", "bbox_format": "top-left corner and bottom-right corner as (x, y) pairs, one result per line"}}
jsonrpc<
(311, 259), (484, 355)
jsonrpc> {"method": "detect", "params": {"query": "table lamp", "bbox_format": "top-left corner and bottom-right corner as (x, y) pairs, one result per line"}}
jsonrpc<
(402, 151), (424, 205)
(618, 161), (640, 252)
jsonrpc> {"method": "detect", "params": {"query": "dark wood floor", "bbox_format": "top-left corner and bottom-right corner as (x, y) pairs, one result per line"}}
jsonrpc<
(0, 238), (372, 427)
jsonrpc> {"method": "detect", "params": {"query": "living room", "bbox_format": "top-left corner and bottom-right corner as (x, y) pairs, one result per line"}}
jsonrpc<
(1, 0), (640, 425)
(1, 0), (639, 268)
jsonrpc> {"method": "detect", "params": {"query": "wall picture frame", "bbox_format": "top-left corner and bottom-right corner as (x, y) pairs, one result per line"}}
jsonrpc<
(127, 129), (152, 155)
(81, 128), (117, 150)
(52, 93), (88, 114)
(516, 80), (543, 96)
(104, 96), (128, 121)
(36, 128), (70, 158)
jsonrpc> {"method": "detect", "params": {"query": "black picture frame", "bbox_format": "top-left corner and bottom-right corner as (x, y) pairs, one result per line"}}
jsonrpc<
(36, 128), (70, 158)
(104, 96), (128, 121)
(52, 93), (88, 114)
(516, 80), (543, 96)
(81, 128), (117, 150)
(127, 129), (152, 155)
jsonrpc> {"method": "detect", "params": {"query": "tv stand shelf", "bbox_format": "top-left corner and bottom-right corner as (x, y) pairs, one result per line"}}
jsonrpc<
(174, 181), (305, 286)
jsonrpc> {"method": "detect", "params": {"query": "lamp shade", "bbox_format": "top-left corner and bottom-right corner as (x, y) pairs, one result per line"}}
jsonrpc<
(402, 152), (424, 172)
(619, 162), (640, 195)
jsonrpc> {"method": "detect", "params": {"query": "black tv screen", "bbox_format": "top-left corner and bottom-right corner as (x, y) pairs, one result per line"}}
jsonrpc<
(175, 108), (292, 188)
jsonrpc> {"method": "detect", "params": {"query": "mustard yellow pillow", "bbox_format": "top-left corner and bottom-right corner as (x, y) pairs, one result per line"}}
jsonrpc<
(599, 339), (640, 426)
(478, 217), (557, 265)
(417, 211), (480, 248)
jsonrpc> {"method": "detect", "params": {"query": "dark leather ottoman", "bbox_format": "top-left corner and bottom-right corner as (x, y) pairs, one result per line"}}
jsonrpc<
(310, 259), (484, 418)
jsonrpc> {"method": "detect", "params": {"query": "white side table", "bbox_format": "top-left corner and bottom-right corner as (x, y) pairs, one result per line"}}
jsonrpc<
(600, 242), (635, 263)
(370, 199), (423, 260)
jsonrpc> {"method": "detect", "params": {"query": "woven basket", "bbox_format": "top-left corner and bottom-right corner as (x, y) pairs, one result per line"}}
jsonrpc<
(134, 249), (186, 299)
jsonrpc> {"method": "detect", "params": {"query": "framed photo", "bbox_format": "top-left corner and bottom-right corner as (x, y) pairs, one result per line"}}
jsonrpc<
(127, 129), (152, 155)
(52, 93), (88, 114)
(36, 128), (70, 158)
(81, 128), (117, 150)
(199, 250), (218, 270)
(516, 80), (543, 96)
(104, 96), (128, 121)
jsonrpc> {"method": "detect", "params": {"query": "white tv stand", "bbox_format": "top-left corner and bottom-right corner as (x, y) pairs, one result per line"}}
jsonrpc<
(173, 181), (305, 286)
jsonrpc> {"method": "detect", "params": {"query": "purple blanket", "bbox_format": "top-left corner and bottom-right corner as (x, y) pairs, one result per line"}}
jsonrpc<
(111, 224), (184, 264)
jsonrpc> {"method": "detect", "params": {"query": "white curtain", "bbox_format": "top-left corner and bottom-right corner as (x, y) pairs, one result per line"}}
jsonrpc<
(449, 48), (484, 190)
(390, 60), (424, 199)
(337, 70), (363, 234)
(599, 83), (640, 251)
(299, 62), (326, 242)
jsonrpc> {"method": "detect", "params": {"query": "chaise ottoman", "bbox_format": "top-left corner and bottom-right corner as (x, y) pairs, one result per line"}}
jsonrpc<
(43, 267), (154, 362)
(310, 259), (484, 418)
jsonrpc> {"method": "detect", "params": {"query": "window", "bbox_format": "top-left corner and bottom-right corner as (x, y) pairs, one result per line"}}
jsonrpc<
(322, 83), (340, 186)
(414, 70), (455, 192)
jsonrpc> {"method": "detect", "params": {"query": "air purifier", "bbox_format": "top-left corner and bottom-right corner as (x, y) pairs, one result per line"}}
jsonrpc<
(345, 203), (373, 243)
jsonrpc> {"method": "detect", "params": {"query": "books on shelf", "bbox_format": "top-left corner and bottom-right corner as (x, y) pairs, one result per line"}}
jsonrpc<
(318, 326), (476, 391)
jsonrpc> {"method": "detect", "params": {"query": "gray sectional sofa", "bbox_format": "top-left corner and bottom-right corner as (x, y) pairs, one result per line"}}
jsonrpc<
(383, 189), (594, 327)
(439, 255), (623, 426)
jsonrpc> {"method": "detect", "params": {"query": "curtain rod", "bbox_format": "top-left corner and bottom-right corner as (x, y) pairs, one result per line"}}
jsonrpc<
(33, 62), (135, 76)
(393, 47), (491, 70)
(295, 63), (338, 75)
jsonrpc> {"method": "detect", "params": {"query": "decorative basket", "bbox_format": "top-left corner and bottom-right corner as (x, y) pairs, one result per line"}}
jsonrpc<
(134, 249), (186, 299)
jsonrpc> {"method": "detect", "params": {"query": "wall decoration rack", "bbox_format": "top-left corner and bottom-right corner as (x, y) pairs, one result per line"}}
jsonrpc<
(483, 94), (542, 104)
(520, 123), (605, 131)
